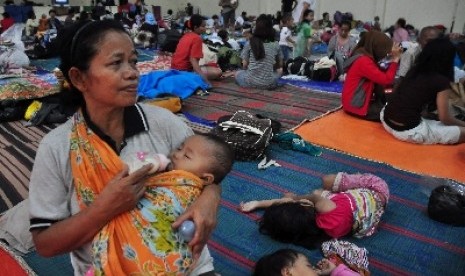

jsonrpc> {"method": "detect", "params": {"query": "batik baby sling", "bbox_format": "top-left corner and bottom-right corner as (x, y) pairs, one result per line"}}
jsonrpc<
(70, 110), (203, 275)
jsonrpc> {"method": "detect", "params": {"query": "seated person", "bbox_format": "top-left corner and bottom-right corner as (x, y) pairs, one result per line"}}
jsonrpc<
(86, 133), (234, 275)
(317, 12), (332, 29)
(48, 9), (63, 31)
(171, 14), (223, 84)
(327, 20), (357, 76)
(25, 11), (39, 38)
(381, 38), (465, 144)
(235, 14), (283, 89)
(138, 13), (159, 47)
(341, 31), (402, 121)
(396, 26), (440, 83)
(218, 29), (232, 48)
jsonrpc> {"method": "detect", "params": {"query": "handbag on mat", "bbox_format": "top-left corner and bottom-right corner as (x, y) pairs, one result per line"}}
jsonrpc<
(211, 110), (273, 161)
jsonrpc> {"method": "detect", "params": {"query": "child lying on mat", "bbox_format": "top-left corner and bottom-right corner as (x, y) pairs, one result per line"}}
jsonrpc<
(87, 133), (234, 275)
(241, 172), (389, 248)
(253, 248), (364, 276)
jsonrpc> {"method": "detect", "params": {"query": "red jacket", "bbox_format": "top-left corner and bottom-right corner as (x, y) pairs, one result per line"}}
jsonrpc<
(341, 55), (398, 116)
(1, 17), (15, 33)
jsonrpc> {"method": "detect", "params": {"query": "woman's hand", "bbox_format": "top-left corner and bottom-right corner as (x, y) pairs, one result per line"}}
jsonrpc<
(172, 184), (221, 261)
(94, 164), (153, 219)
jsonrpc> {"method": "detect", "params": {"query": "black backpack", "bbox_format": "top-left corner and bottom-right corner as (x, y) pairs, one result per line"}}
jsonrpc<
(428, 185), (465, 226)
(210, 110), (273, 161)
(284, 56), (309, 75)
(160, 29), (182, 53)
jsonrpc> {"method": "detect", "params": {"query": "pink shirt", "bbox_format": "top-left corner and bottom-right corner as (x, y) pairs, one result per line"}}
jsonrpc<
(393, 27), (409, 43)
(315, 194), (354, 238)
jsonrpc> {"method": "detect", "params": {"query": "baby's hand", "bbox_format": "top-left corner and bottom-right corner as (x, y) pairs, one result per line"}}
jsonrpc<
(240, 201), (259, 212)
(315, 258), (336, 275)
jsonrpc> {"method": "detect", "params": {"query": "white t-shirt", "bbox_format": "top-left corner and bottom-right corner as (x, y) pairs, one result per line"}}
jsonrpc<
(279, 26), (293, 47)
(292, 0), (316, 24)
(235, 16), (244, 26)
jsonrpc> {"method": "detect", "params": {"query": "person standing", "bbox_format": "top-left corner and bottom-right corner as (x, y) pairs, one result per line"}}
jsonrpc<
(292, 0), (315, 25)
(219, 0), (238, 29)
(281, 0), (297, 18)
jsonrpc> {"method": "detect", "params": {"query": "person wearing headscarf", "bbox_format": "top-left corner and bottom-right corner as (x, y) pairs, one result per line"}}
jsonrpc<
(341, 31), (402, 121)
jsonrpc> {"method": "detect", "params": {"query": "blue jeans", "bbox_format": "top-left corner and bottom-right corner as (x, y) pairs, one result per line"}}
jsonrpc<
(280, 45), (293, 63)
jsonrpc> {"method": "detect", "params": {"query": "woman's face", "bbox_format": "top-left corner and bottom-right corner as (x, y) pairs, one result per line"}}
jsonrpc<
(78, 31), (139, 110)
(339, 24), (351, 38)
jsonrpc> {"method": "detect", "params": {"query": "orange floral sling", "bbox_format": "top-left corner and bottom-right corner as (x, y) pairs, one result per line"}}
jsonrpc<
(70, 110), (204, 275)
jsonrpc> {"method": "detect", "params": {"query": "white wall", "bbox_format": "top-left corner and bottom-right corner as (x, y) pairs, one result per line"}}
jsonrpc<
(3, 0), (464, 33)
(147, 0), (465, 34)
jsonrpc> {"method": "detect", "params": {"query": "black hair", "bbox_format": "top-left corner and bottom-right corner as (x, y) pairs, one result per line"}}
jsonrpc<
(212, 14), (218, 20)
(27, 10), (35, 19)
(217, 29), (229, 41)
(340, 20), (352, 29)
(396, 18), (406, 28)
(58, 20), (128, 106)
(281, 14), (293, 24)
(199, 133), (235, 183)
(250, 14), (275, 60)
(301, 9), (314, 24)
(253, 249), (302, 276)
(184, 14), (205, 32)
(2, 12), (10, 18)
(401, 38), (455, 83)
(49, 9), (56, 15)
(258, 202), (328, 249)
(167, 9), (173, 15)
(323, 12), (329, 18)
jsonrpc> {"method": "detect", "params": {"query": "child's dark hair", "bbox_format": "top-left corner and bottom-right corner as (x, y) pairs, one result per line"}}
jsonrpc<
(428, 185), (465, 226)
(259, 202), (328, 249)
(302, 9), (314, 23)
(218, 29), (228, 41)
(58, 20), (128, 106)
(281, 14), (293, 24)
(396, 18), (406, 28)
(199, 133), (235, 183)
(167, 9), (173, 15)
(253, 249), (302, 276)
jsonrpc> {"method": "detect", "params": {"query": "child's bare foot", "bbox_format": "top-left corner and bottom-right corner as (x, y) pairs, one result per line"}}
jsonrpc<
(240, 201), (260, 212)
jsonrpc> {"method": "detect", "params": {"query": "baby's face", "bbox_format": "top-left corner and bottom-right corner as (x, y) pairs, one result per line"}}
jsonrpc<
(169, 135), (215, 179)
(287, 254), (318, 276)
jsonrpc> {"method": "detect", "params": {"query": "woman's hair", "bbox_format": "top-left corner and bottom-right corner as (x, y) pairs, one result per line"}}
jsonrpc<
(258, 202), (328, 249)
(58, 20), (128, 106)
(253, 249), (302, 276)
(184, 14), (204, 32)
(352, 30), (392, 62)
(402, 38), (455, 82)
(250, 14), (275, 60)
(396, 18), (406, 28)
(340, 20), (352, 30)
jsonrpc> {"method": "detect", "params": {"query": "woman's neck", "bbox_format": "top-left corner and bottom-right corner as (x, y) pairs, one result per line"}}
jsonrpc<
(86, 105), (125, 143)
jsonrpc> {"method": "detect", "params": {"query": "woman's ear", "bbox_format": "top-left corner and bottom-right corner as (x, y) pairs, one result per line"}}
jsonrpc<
(68, 67), (86, 92)
(201, 173), (214, 184)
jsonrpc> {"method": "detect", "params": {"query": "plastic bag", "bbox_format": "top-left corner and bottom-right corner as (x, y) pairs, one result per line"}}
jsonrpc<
(428, 185), (465, 226)
(0, 23), (30, 67)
